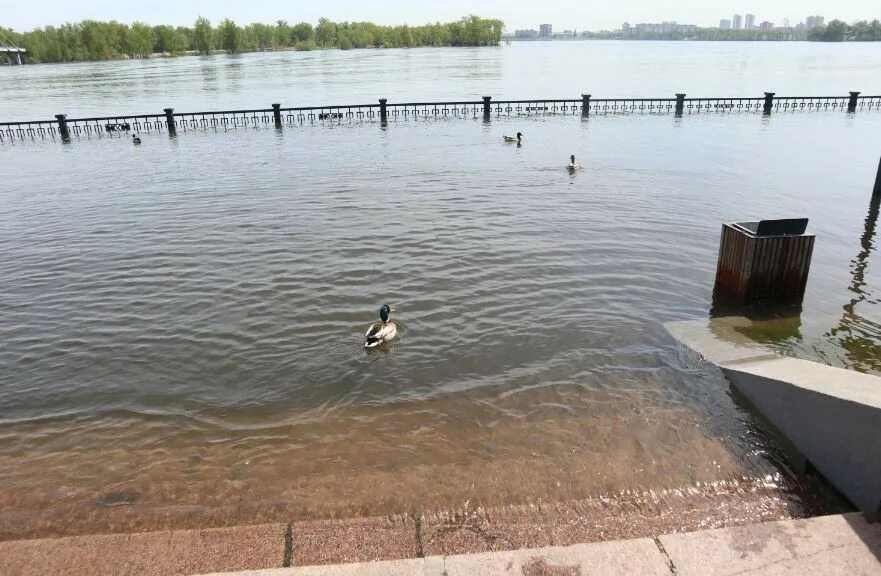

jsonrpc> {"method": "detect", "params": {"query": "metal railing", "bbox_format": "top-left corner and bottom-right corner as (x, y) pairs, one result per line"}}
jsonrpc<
(1, 92), (879, 143)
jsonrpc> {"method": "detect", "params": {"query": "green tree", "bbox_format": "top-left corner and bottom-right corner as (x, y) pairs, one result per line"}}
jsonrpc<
(396, 25), (413, 47)
(153, 25), (183, 53)
(218, 18), (241, 52)
(79, 20), (122, 60)
(849, 19), (881, 41)
(824, 20), (847, 41)
(242, 23), (273, 50)
(126, 22), (154, 57)
(315, 17), (337, 46)
(273, 20), (291, 48)
(337, 30), (353, 50)
(193, 16), (213, 53)
(11, 15), (508, 64)
(174, 26), (193, 51)
(291, 22), (314, 43)
(810, 20), (847, 41)
(153, 25), (173, 52)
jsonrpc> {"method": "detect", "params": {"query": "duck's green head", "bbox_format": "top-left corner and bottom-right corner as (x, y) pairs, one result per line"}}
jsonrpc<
(379, 304), (395, 322)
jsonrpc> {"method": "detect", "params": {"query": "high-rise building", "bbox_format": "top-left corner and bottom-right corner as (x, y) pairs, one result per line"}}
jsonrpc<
(720, 19), (732, 29)
(514, 29), (538, 39)
(745, 14), (756, 29)
(539, 24), (553, 38)
(759, 21), (774, 31)
(622, 22), (631, 33)
(805, 15), (825, 29)
(634, 21), (697, 33)
(733, 14), (743, 30)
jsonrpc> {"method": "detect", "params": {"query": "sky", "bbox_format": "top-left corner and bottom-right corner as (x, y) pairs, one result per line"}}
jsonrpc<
(3, 0), (879, 32)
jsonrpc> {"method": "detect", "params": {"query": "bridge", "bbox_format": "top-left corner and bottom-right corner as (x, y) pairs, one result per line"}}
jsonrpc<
(1, 34), (26, 65)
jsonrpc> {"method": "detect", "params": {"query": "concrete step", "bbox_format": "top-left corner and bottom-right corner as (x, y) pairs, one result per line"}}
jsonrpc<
(201, 513), (881, 576)
(2, 512), (877, 575)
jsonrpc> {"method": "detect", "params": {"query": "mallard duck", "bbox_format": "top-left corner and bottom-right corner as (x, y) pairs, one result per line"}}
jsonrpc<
(567, 155), (581, 171)
(132, 134), (142, 145)
(364, 304), (397, 348)
(503, 132), (522, 143)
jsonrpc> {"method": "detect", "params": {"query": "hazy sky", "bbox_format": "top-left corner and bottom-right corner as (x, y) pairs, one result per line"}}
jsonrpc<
(4, 0), (879, 32)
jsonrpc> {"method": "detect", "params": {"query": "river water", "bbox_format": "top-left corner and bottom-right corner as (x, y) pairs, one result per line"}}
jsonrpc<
(1, 42), (880, 540)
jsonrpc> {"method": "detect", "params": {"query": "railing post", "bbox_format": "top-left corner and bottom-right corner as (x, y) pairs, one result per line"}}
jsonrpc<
(164, 107), (176, 136)
(272, 103), (282, 128)
(581, 94), (591, 118)
(848, 91), (860, 113)
(379, 99), (388, 124)
(482, 96), (492, 121)
(763, 92), (775, 116)
(55, 113), (70, 141)
(874, 156), (881, 198)
(675, 93), (686, 117)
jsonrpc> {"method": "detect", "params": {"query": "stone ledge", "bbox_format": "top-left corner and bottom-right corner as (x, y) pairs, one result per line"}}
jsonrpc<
(3, 512), (878, 576)
(199, 514), (881, 576)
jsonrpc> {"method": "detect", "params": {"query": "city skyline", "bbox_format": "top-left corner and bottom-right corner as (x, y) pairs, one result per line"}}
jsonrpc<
(516, 12), (834, 36)
(2, 0), (878, 33)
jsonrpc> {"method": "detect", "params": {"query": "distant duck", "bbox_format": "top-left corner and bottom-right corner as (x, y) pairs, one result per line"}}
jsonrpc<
(364, 304), (397, 348)
(132, 134), (142, 145)
(567, 155), (582, 171)
(503, 132), (522, 143)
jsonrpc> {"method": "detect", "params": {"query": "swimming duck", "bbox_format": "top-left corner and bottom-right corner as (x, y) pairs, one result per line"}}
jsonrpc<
(567, 155), (581, 171)
(364, 304), (397, 348)
(132, 134), (142, 145)
(503, 132), (522, 143)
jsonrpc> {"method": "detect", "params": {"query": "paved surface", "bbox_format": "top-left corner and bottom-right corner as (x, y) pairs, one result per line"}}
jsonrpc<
(660, 513), (881, 576)
(0, 490), (812, 576)
(3, 513), (876, 575)
(197, 514), (880, 576)
(666, 317), (881, 512)
(0, 523), (288, 576)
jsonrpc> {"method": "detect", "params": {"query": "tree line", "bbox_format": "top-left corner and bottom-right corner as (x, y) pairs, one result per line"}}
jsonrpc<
(1, 16), (504, 64)
(808, 20), (881, 41)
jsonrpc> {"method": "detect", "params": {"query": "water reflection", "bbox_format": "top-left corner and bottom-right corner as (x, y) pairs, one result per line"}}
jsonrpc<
(200, 57), (219, 92)
(826, 192), (881, 372)
(5, 43), (881, 118)
(224, 56), (246, 93)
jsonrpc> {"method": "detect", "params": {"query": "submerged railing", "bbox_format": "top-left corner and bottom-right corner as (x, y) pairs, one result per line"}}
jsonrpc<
(1, 91), (879, 143)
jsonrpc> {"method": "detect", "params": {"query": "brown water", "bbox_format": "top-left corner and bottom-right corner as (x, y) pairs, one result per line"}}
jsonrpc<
(2, 44), (880, 540)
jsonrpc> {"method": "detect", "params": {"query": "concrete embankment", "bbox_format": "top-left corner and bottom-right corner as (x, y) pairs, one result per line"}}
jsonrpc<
(667, 317), (881, 514)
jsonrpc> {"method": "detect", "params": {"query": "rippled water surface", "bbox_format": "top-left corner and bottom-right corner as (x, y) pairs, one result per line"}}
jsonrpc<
(3, 41), (881, 117)
(2, 43), (880, 539)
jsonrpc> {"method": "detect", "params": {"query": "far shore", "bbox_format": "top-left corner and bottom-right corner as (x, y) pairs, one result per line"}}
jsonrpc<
(4, 43), (509, 67)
